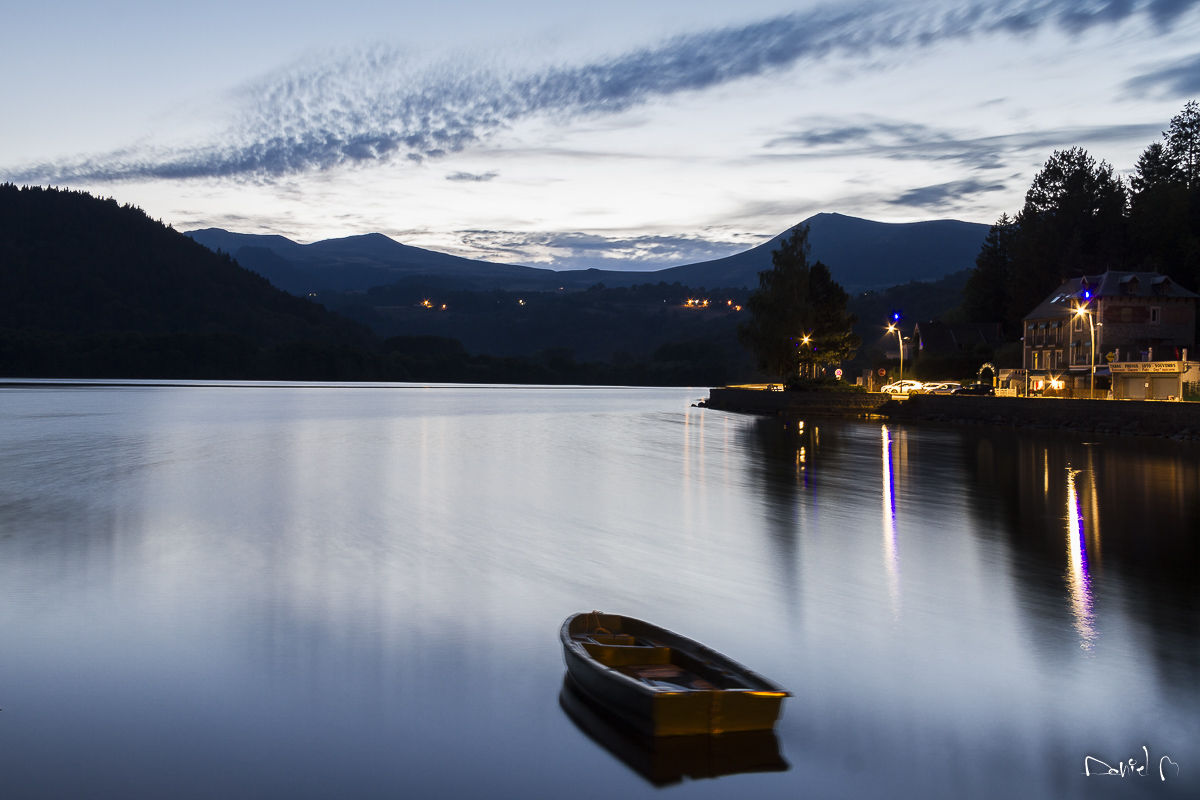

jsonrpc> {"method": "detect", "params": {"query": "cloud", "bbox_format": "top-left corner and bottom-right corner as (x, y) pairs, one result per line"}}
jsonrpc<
(887, 178), (1008, 207)
(764, 118), (1164, 169)
(445, 170), (499, 182)
(5, 0), (1198, 184)
(1125, 52), (1200, 96)
(456, 229), (751, 270)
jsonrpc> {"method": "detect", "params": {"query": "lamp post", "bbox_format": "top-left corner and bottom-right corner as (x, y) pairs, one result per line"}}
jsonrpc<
(1074, 305), (1096, 396)
(799, 334), (811, 380)
(887, 322), (904, 384)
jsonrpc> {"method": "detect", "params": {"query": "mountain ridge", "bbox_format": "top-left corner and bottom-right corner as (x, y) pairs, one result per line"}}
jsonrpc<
(186, 212), (990, 296)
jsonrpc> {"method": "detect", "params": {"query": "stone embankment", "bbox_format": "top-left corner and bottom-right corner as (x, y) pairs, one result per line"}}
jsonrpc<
(702, 387), (889, 417)
(701, 387), (1200, 441)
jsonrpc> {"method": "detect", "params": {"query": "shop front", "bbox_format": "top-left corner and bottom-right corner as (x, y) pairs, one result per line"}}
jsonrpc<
(1110, 361), (1200, 400)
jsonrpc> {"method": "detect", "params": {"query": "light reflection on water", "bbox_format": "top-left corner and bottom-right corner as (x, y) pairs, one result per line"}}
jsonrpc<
(1065, 467), (1096, 650)
(0, 384), (1196, 799)
(881, 425), (901, 618)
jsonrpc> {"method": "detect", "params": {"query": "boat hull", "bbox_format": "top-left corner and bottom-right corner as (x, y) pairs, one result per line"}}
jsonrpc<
(559, 676), (788, 785)
(560, 612), (789, 737)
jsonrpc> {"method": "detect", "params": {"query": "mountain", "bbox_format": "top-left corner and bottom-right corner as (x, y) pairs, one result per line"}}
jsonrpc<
(187, 213), (990, 295)
(641, 214), (990, 292)
(186, 228), (565, 294)
(0, 184), (371, 348)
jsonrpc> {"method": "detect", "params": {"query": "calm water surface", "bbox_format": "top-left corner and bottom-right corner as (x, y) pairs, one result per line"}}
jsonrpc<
(0, 384), (1196, 798)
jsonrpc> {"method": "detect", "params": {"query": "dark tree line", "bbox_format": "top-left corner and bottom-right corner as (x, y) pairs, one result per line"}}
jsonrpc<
(0, 329), (744, 386)
(962, 100), (1200, 333)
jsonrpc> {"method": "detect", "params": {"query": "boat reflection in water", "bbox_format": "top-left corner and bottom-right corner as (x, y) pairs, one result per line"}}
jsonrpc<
(559, 677), (789, 787)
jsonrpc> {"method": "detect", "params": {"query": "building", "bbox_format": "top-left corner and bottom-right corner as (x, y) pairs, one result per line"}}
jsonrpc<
(1023, 271), (1198, 398)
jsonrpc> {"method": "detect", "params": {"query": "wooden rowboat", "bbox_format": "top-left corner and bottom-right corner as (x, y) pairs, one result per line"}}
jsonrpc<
(560, 612), (790, 737)
(559, 676), (788, 785)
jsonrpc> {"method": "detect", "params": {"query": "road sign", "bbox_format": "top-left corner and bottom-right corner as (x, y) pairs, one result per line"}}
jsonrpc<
(835, 369), (843, 379)
(878, 368), (886, 376)
(1106, 351), (1115, 363)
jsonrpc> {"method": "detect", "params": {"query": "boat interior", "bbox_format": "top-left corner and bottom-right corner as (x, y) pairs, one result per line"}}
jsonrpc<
(570, 616), (761, 692)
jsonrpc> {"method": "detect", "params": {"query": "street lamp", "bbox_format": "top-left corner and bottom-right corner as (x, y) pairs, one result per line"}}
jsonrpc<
(886, 321), (904, 384)
(799, 334), (812, 379)
(1074, 304), (1096, 396)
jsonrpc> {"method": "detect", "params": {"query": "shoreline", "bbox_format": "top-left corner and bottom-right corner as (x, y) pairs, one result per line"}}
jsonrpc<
(700, 387), (1200, 441)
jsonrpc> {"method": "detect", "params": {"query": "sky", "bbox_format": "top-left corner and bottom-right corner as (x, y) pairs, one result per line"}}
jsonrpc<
(3, 0), (1200, 270)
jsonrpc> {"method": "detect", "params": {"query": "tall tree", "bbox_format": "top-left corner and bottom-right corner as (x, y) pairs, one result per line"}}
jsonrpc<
(737, 224), (859, 380)
(1165, 100), (1200, 189)
(1006, 147), (1127, 330)
(1130, 101), (1200, 291)
(738, 226), (813, 379)
(1131, 142), (1180, 192)
(961, 213), (1015, 326)
(807, 260), (861, 368)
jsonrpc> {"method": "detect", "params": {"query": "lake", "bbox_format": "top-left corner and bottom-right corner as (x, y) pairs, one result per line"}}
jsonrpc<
(0, 383), (1195, 798)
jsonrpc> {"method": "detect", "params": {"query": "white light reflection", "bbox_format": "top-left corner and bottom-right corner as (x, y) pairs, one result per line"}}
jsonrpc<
(881, 425), (900, 617)
(1066, 467), (1097, 651)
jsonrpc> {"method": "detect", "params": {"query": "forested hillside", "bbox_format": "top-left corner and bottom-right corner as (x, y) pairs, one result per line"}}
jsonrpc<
(0, 184), (371, 347)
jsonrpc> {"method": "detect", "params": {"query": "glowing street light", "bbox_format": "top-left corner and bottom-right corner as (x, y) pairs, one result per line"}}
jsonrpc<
(886, 313), (904, 384)
(1074, 303), (1096, 396)
(799, 333), (812, 379)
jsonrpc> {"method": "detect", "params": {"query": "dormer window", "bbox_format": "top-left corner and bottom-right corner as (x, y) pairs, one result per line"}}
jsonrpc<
(1119, 275), (1140, 295)
(1151, 275), (1171, 295)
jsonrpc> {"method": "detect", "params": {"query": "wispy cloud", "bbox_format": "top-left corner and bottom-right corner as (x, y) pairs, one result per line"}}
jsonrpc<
(445, 170), (499, 182)
(764, 118), (1165, 169)
(1125, 52), (1200, 96)
(456, 229), (751, 270)
(887, 178), (1008, 207)
(5, 0), (1196, 184)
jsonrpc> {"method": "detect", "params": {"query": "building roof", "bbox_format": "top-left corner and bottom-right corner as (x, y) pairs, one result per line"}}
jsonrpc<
(1023, 271), (1199, 321)
(914, 321), (1005, 353)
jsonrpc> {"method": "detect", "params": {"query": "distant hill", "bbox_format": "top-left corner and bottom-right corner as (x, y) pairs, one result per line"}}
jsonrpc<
(187, 228), (563, 294)
(187, 213), (990, 295)
(0, 184), (982, 383)
(0, 184), (371, 348)
(646, 214), (990, 293)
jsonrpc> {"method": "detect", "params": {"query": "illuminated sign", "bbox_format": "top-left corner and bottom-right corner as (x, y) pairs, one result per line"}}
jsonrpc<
(1109, 361), (1186, 373)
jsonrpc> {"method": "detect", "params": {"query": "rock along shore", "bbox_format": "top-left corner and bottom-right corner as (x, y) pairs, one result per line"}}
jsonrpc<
(700, 387), (1200, 441)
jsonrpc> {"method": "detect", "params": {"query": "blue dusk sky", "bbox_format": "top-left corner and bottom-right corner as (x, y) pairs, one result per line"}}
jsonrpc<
(3, 0), (1199, 269)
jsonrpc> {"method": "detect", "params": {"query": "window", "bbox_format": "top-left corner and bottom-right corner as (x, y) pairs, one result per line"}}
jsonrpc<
(1150, 307), (1161, 324)
(1073, 316), (1083, 332)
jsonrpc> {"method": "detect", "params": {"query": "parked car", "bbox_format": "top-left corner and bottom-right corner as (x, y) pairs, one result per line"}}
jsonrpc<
(951, 383), (994, 396)
(881, 380), (924, 394)
(922, 382), (962, 395)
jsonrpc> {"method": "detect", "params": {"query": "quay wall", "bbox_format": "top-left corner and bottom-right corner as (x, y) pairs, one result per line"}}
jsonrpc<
(702, 387), (1200, 440)
(703, 387), (890, 416)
